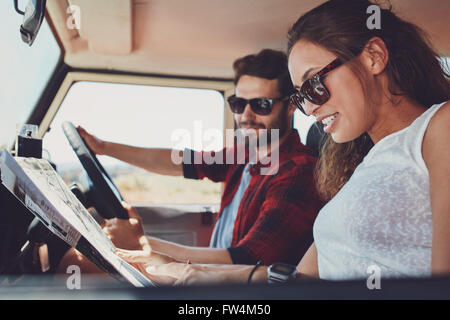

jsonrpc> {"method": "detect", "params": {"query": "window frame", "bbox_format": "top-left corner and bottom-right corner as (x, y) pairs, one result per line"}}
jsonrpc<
(38, 72), (235, 142)
(38, 71), (235, 206)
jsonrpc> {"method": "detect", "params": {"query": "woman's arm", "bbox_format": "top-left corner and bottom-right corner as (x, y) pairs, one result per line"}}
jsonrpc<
(296, 242), (320, 278)
(422, 102), (450, 276)
(243, 243), (319, 284)
(146, 263), (262, 286)
(142, 242), (320, 285)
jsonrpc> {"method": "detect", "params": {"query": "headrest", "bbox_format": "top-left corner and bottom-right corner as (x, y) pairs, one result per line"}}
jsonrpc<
(306, 122), (327, 156)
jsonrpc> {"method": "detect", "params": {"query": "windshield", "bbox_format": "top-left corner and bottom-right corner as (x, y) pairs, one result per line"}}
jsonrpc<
(0, 1), (60, 150)
(43, 81), (224, 205)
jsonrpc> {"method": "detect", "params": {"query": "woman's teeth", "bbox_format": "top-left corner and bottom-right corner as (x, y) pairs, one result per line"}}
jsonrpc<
(321, 113), (338, 126)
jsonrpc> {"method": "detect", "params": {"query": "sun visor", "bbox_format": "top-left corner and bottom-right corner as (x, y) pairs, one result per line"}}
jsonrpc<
(46, 0), (132, 55)
(69, 0), (133, 55)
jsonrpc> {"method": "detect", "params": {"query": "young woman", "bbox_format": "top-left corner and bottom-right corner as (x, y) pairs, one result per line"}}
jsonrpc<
(117, 0), (450, 285)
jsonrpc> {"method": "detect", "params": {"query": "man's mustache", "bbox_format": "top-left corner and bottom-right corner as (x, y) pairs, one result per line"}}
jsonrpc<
(238, 121), (266, 129)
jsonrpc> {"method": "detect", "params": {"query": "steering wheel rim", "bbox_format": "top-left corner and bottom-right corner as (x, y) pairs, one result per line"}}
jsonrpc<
(62, 121), (129, 219)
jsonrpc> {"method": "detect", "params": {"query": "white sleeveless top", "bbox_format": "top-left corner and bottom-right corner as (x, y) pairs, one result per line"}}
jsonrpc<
(313, 101), (448, 280)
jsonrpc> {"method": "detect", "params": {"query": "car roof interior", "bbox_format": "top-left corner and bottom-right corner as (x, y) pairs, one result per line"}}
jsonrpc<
(46, 0), (450, 80)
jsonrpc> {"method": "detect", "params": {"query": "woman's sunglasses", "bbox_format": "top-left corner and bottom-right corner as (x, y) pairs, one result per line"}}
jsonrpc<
(289, 58), (342, 115)
(227, 95), (288, 116)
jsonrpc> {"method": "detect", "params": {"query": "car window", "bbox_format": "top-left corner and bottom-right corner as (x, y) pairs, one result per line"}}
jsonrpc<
(43, 81), (223, 205)
(0, 1), (60, 150)
(294, 110), (317, 144)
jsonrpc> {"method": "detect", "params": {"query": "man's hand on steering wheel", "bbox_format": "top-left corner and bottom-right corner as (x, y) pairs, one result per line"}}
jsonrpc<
(103, 202), (147, 250)
(63, 121), (129, 219)
(77, 125), (106, 155)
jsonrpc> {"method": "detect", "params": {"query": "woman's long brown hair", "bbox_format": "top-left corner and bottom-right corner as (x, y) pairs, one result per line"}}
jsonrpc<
(288, 0), (450, 201)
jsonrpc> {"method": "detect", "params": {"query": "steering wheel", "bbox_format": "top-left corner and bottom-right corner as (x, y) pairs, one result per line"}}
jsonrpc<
(62, 121), (129, 219)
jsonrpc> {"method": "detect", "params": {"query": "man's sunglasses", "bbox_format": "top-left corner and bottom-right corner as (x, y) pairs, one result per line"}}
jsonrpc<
(227, 95), (288, 116)
(289, 58), (342, 115)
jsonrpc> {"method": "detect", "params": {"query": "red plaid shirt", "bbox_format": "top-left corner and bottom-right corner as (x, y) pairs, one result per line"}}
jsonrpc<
(182, 129), (324, 265)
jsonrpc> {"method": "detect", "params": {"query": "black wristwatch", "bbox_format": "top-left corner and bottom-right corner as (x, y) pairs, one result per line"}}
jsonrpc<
(267, 263), (298, 284)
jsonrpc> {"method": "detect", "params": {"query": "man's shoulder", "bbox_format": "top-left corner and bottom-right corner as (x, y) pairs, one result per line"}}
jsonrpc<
(280, 143), (317, 166)
(261, 147), (316, 180)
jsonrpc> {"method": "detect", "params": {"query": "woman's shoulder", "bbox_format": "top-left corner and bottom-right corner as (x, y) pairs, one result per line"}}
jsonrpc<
(426, 101), (450, 134)
(422, 101), (450, 166)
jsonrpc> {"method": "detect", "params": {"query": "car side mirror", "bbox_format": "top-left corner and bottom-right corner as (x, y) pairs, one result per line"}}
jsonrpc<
(14, 0), (47, 46)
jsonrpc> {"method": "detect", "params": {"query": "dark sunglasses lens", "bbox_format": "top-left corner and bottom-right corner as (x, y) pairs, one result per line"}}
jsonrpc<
(250, 99), (272, 115)
(289, 94), (306, 114)
(302, 78), (329, 105)
(228, 96), (247, 114)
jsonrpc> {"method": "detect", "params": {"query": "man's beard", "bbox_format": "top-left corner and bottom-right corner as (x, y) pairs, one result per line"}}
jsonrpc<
(237, 106), (290, 148)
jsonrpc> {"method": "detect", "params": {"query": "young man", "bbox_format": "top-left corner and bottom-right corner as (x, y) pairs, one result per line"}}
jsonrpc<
(73, 49), (323, 269)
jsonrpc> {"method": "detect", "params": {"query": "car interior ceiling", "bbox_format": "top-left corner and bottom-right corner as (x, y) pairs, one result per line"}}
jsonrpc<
(46, 0), (450, 78)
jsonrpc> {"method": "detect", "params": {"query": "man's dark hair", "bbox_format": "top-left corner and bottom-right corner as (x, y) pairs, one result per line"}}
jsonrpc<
(233, 49), (295, 97)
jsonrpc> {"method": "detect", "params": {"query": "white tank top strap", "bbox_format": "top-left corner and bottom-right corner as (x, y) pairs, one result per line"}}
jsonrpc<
(406, 101), (448, 174)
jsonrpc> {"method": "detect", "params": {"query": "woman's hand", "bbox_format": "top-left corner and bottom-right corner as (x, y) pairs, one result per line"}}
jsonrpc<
(116, 247), (179, 283)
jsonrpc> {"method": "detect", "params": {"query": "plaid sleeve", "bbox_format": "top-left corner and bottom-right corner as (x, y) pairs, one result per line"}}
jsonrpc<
(229, 159), (324, 265)
(182, 148), (234, 182)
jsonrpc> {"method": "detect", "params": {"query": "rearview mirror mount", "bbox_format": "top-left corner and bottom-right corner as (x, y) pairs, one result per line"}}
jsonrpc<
(14, 0), (47, 46)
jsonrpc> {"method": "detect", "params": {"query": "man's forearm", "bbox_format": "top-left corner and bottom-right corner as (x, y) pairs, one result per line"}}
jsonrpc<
(147, 236), (233, 264)
(103, 142), (182, 176)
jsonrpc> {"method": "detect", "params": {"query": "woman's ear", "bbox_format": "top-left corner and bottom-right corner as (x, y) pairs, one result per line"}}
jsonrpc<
(360, 37), (389, 76)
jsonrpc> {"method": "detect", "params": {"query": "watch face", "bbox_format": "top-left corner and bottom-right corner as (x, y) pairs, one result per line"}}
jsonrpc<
(274, 264), (296, 274)
(268, 263), (297, 283)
